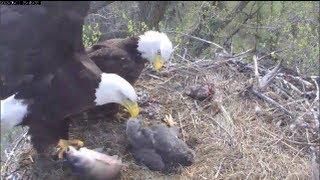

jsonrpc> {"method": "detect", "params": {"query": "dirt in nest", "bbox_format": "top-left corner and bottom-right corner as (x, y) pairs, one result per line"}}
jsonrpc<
(1, 58), (318, 180)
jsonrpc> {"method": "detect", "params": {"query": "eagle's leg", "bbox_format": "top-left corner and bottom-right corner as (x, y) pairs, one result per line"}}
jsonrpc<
(56, 139), (84, 159)
(27, 121), (65, 170)
(28, 119), (80, 160)
(55, 119), (84, 159)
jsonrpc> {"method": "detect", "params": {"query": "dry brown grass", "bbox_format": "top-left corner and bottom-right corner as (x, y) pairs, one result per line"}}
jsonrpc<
(1, 55), (317, 180)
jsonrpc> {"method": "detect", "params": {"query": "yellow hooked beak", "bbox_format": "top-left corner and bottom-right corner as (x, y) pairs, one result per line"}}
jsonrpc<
(153, 54), (165, 71)
(121, 100), (140, 118)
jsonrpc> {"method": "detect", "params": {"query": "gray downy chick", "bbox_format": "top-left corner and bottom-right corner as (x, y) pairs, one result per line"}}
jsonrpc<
(126, 118), (165, 171)
(126, 118), (195, 172)
(65, 146), (123, 180)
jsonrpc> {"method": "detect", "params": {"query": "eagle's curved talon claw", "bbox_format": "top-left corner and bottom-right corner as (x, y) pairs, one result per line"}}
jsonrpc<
(56, 139), (84, 159)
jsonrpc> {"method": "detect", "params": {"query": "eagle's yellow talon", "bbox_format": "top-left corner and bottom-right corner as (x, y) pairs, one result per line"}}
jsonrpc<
(56, 139), (84, 159)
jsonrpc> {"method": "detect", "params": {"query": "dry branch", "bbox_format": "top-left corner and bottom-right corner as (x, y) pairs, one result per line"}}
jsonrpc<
(310, 76), (320, 129)
(310, 146), (320, 180)
(209, 118), (234, 141)
(216, 101), (234, 127)
(259, 59), (282, 91)
(276, 77), (303, 95)
(253, 55), (260, 86)
(1, 130), (28, 174)
(231, 48), (254, 58)
(167, 31), (226, 52)
(255, 49), (287, 63)
(250, 86), (293, 117)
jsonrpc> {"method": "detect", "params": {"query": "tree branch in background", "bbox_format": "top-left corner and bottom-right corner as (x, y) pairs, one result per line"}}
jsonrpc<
(223, 2), (263, 49)
(168, 31), (226, 51)
(188, 1), (250, 56)
(137, 1), (169, 31)
(88, 1), (114, 14)
(221, 1), (250, 29)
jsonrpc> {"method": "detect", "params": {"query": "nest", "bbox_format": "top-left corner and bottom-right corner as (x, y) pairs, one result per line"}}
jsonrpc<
(1, 51), (319, 180)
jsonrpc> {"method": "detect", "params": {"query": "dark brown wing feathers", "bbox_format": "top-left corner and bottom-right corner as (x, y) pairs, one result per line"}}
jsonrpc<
(88, 36), (146, 84)
(0, 2), (113, 154)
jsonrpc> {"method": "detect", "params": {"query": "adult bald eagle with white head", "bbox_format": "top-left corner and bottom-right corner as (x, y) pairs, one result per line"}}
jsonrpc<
(0, 2), (139, 158)
(86, 30), (174, 77)
(85, 30), (174, 117)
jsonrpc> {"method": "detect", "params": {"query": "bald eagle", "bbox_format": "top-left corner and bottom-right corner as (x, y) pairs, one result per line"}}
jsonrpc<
(85, 31), (173, 117)
(0, 2), (139, 158)
(87, 31), (173, 83)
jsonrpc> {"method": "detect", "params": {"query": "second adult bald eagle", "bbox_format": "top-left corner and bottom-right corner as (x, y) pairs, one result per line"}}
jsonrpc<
(86, 31), (173, 116)
(87, 31), (173, 83)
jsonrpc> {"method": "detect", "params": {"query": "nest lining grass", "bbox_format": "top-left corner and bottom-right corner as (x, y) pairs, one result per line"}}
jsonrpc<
(1, 56), (315, 180)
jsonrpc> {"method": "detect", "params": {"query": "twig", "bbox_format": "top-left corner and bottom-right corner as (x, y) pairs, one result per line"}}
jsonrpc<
(284, 138), (319, 146)
(253, 55), (260, 86)
(279, 74), (314, 88)
(276, 77), (303, 95)
(311, 76), (320, 102)
(310, 145), (320, 180)
(232, 49), (254, 58)
(250, 87), (293, 117)
(270, 84), (293, 100)
(147, 74), (164, 81)
(259, 59), (282, 91)
(1, 130), (28, 174)
(175, 54), (190, 63)
(256, 49), (287, 62)
(216, 101), (234, 127)
(291, 146), (308, 163)
(177, 112), (186, 141)
(210, 120), (233, 141)
(311, 76), (320, 129)
(172, 44), (180, 53)
(182, 48), (188, 59)
(306, 128), (320, 180)
(3, 163), (30, 179)
(166, 31), (226, 51)
(284, 99), (306, 106)
(260, 126), (299, 153)
(214, 158), (225, 178)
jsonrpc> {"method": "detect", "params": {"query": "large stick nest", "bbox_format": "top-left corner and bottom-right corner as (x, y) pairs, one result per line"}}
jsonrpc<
(1, 50), (319, 180)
